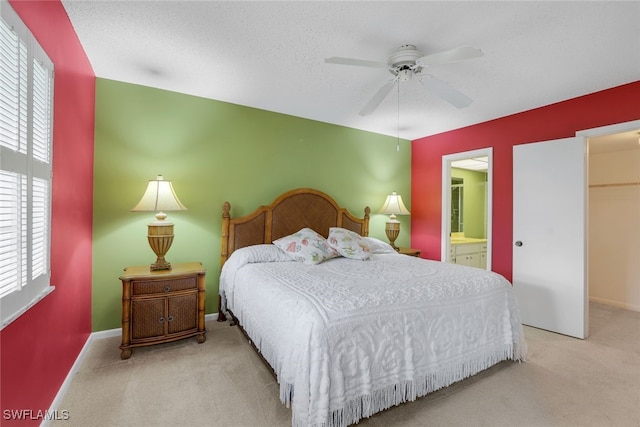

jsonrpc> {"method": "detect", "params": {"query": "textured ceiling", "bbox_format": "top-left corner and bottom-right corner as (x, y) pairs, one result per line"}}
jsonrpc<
(61, 1), (640, 142)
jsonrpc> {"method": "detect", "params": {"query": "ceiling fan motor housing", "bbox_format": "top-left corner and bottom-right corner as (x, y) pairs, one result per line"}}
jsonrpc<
(388, 44), (424, 80)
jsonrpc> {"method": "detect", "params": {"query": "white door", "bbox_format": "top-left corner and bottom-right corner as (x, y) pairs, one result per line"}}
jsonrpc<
(513, 137), (588, 339)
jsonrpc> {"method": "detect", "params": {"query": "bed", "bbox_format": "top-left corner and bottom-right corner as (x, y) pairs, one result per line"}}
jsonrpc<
(218, 188), (526, 427)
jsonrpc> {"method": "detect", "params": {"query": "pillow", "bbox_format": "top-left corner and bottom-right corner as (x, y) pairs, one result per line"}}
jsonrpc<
(272, 228), (338, 265)
(228, 244), (294, 264)
(362, 237), (398, 255)
(327, 227), (371, 260)
(220, 245), (293, 303)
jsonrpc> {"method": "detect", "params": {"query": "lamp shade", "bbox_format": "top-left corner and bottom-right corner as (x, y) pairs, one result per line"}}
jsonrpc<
(378, 191), (410, 216)
(131, 175), (187, 214)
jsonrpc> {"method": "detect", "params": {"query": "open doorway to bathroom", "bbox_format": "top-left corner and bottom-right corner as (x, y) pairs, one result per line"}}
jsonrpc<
(441, 148), (492, 270)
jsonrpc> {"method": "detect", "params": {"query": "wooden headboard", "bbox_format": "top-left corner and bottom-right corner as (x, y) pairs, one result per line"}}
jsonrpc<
(220, 188), (370, 266)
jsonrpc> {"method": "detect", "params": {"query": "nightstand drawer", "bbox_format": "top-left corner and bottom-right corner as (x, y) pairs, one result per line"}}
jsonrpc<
(132, 276), (197, 295)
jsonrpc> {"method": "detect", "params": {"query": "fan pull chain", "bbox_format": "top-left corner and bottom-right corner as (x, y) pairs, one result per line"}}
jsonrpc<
(396, 79), (400, 152)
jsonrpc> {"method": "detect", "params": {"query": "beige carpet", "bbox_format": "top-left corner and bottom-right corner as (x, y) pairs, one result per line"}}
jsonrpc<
(49, 303), (640, 427)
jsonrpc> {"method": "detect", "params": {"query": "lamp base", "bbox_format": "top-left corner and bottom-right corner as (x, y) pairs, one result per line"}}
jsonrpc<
(147, 222), (174, 271)
(385, 221), (401, 251)
(150, 260), (172, 271)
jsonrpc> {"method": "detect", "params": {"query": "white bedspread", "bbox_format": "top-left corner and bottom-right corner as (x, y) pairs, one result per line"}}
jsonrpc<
(220, 245), (526, 427)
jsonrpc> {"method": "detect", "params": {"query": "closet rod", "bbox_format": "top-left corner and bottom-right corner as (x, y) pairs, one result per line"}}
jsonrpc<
(589, 181), (640, 188)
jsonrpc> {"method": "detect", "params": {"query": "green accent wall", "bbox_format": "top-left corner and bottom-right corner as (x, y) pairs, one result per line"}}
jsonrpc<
(450, 167), (487, 239)
(92, 79), (411, 331)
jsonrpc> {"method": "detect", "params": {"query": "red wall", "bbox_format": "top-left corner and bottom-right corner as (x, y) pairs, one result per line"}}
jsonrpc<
(0, 1), (95, 425)
(411, 81), (640, 281)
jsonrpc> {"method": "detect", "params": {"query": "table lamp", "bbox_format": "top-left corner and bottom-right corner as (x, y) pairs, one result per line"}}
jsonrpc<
(378, 191), (410, 250)
(131, 175), (187, 271)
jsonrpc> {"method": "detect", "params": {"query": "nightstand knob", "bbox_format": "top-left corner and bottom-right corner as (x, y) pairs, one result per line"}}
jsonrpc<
(168, 315), (174, 322)
(159, 316), (165, 323)
(163, 286), (171, 293)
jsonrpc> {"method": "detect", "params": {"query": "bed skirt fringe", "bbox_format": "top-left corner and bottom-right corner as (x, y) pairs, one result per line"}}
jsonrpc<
(291, 341), (525, 427)
(223, 295), (527, 427)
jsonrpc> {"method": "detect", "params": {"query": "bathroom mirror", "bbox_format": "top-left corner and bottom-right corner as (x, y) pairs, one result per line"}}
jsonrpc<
(441, 148), (492, 270)
(451, 177), (464, 233)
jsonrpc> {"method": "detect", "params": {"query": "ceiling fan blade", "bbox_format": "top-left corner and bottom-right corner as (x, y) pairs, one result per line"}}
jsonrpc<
(416, 45), (483, 67)
(420, 75), (472, 109)
(359, 80), (396, 116)
(325, 57), (388, 68)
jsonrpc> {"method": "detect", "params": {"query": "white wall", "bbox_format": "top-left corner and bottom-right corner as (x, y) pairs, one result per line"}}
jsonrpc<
(589, 148), (640, 311)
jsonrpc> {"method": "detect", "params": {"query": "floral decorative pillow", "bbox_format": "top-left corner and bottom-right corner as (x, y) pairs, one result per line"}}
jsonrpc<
(272, 228), (338, 265)
(327, 227), (371, 260)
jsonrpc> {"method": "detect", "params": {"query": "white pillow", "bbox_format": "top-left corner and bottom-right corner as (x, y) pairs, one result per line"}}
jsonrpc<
(272, 228), (338, 265)
(220, 244), (293, 302)
(362, 237), (398, 254)
(229, 244), (294, 264)
(327, 227), (371, 260)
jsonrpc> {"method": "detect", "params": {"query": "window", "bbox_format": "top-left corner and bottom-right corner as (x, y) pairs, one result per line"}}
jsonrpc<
(1, 2), (54, 328)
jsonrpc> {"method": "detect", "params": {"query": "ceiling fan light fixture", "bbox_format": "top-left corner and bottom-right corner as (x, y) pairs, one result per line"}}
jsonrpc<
(398, 68), (413, 82)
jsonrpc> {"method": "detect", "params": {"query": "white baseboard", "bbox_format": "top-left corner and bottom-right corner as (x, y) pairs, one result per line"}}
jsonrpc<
(40, 332), (94, 427)
(589, 296), (640, 312)
(41, 312), (219, 426)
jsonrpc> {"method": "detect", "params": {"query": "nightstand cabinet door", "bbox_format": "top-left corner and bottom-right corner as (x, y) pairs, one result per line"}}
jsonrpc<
(167, 293), (198, 334)
(131, 298), (165, 340)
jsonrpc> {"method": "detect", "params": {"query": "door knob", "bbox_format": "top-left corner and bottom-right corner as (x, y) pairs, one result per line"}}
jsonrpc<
(515, 241), (523, 247)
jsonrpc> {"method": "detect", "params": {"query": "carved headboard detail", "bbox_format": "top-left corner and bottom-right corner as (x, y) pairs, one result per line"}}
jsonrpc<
(220, 188), (370, 266)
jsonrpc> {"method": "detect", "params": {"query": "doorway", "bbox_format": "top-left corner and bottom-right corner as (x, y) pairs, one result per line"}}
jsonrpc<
(585, 125), (640, 313)
(441, 148), (492, 270)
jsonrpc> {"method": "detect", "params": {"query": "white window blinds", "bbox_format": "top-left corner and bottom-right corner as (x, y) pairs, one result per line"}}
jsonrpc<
(1, 2), (54, 328)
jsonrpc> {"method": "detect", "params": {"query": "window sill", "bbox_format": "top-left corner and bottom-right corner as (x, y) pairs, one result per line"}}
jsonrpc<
(1, 285), (55, 330)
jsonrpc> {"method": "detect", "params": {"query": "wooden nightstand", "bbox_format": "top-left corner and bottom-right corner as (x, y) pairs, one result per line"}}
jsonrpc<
(398, 247), (422, 257)
(119, 262), (206, 359)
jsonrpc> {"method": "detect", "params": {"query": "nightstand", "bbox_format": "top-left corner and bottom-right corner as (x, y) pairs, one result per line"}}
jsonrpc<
(398, 247), (422, 257)
(119, 262), (206, 359)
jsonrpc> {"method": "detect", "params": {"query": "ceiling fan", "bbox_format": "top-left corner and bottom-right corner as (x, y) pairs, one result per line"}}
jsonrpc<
(325, 44), (483, 116)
